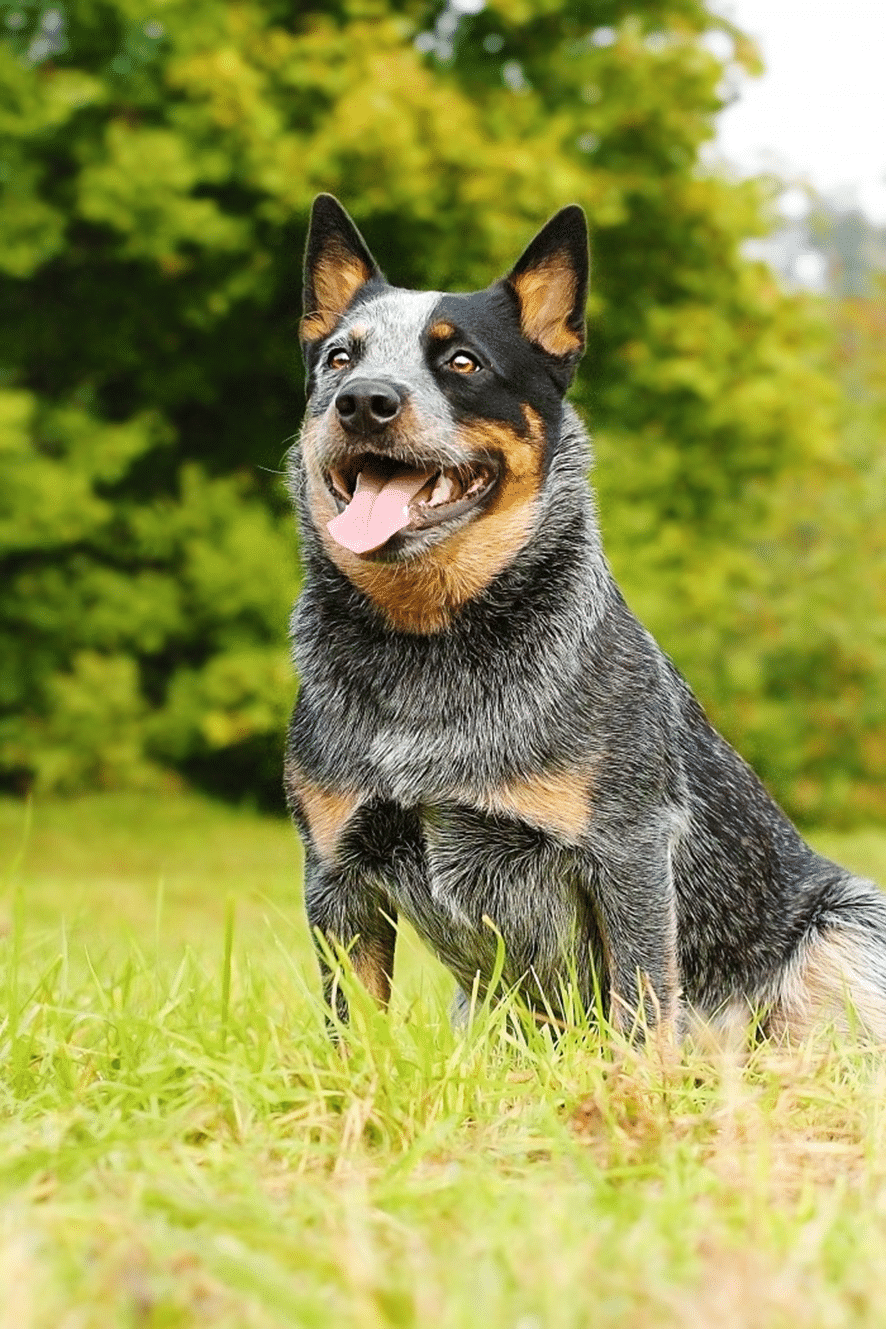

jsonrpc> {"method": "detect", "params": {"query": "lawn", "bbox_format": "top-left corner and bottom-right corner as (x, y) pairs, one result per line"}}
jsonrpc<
(2, 791), (886, 1327)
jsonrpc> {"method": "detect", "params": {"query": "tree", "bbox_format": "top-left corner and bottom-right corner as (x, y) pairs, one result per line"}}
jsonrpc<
(1, 0), (879, 822)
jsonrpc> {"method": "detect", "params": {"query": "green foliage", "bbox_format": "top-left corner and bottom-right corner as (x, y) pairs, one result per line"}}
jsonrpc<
(0, 385), (296, 800)
(0, 0), (881, 821)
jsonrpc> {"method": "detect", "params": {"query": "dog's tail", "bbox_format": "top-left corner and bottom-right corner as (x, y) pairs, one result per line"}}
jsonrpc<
(772, 873), (886, 1041)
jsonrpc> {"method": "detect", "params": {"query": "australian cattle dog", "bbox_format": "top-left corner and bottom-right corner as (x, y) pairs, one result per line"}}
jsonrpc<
(285, 193), (886, 1043)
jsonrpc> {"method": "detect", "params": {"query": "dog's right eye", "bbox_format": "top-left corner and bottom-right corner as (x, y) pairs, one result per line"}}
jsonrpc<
(447, 351), (483, 374)
(327, 348), (352, 370)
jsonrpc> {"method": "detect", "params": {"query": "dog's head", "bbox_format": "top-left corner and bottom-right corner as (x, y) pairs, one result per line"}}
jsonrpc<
(297, 195), (588, 631)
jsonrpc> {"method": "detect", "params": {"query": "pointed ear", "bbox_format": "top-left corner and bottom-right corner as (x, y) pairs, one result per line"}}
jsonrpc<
(504, 206), (588, 368)
(301, 195), (384, 344)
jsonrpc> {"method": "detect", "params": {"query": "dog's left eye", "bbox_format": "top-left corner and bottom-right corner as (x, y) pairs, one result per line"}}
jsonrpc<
(447, 351), (482, 374)
(327, 348), (352, 370)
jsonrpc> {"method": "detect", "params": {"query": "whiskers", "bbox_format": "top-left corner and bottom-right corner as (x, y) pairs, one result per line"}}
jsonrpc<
(255, 431), (303, 478)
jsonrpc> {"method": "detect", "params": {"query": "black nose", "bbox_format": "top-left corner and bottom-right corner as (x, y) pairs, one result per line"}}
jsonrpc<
(334, 379), (403, 434)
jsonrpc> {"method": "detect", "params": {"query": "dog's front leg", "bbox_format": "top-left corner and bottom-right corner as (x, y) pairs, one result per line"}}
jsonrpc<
(587, 834), (682, 1041)
(293, 793), (425, 1024)
(287, 752), (399, 1020)
(303, 847), (398, 1022)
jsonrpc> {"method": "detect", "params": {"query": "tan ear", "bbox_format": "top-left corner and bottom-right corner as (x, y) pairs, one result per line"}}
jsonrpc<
(505, 206), (588, 366)
(301, 195), (383, 344)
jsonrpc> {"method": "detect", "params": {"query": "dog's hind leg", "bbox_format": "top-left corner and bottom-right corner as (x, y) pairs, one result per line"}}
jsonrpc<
(772, 876), (886, 1042)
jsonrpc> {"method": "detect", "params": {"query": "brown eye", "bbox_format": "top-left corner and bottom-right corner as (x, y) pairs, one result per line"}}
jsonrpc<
(327, 348), (351, 370)
(448, 351), (482, 374)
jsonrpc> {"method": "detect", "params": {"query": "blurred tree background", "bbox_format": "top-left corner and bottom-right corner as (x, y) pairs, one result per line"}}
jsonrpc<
(0, 0), (883, 823)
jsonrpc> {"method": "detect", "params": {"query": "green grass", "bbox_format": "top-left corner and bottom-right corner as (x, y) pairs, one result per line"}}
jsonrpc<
(2, 793), (886, 1327)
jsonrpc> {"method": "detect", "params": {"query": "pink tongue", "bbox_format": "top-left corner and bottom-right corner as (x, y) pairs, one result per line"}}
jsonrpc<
(327, 462), (435, 554)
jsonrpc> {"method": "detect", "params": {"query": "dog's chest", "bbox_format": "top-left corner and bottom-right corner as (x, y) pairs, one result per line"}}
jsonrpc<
(389, 801), (600, 1004)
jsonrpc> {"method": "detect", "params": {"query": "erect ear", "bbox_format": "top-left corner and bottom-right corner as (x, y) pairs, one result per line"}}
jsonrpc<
(504, 206), (588, 368)
(301, 194), (384, 344)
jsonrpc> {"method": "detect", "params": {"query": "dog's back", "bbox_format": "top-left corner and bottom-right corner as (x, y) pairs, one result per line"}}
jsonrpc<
(287, 195), (886, 1041)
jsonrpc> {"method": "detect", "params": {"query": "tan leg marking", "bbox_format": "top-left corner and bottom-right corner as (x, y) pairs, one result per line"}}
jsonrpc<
(296, 776), (361, 866)
(773, 929), (886, 1041)
(352, 940), (393, 1009)
(302, 409), (545, 635)
(476, 767), (595, 844)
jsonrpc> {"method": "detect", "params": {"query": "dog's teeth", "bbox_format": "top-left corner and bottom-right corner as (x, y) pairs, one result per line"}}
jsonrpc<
(429, 472), (455, 506)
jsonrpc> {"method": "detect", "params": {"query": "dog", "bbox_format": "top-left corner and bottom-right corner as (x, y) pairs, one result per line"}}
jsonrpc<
(286, 192), (886, 1042)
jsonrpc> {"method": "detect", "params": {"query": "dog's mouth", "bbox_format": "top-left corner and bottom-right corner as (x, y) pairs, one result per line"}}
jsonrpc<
(323, 453), (499, 556)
